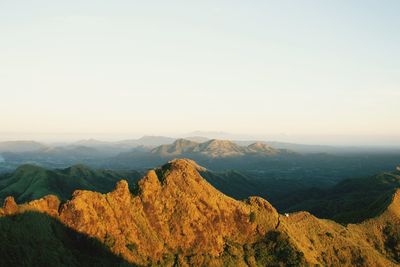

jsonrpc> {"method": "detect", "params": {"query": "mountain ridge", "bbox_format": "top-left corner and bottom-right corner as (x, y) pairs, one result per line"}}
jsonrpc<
(0, 159), (399, 266)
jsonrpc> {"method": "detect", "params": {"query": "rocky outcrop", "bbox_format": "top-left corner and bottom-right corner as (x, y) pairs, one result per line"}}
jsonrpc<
(1, 196), (18, 215)
(58, 159), (278, 265)
(0, 195), (60, 217)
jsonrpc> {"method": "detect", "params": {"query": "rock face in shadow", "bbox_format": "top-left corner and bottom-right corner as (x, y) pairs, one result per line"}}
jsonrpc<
(1, 158), (399, 266)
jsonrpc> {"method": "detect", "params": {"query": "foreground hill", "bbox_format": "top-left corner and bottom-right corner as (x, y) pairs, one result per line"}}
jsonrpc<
(0, 159), (399, 266)
(0, 164), (142, 203)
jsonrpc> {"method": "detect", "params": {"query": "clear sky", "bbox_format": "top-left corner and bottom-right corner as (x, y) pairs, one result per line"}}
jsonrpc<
(0, 1), (399, 145)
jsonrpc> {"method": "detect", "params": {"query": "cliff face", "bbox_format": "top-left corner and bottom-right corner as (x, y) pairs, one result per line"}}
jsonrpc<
(1, 159), (399, 266)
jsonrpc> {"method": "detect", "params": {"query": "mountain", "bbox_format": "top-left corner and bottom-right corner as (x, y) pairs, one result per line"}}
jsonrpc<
(1, 159), (399, 266)
(151, 139), (199, 156)
(150, 139), (283, 158)
(192, 139), (247, 157)
(0, 164), (142, 203)
(109, 139), (290, 170)
(0, 141), (47, 153)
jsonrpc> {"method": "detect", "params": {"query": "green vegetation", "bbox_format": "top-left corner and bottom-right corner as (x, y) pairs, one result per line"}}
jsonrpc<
(383, 223), (400, 263)
(200, 166), (400, 226)
(249, 211), (256, 223)
(0, 212), (134, 266)
(184, 232), (305, 266)
(281, 170), (400, 224)
(0, 164), (141, 204)
(249, 231), (306, 266)
(155, 232), (306, 266)
(126, 243), (137, 252)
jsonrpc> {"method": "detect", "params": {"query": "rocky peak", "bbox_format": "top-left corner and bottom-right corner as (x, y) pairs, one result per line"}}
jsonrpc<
(19, 195), (60, 217)
(2, 196), (18, 215)
(109, 179), (131, 204)
(114, 179), (129, 193)
(137, 159), (208, 196)
(0, 195), (60, 217)
(55, 158), (279, 264)
(165, 158), (206, 172)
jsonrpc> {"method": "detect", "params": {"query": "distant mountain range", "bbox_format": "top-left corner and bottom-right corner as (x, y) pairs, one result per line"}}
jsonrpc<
(0, 141), (47, 153)
(2, 135), (399, 156)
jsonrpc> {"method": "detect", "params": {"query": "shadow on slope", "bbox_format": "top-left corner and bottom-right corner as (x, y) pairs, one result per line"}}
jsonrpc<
(0, 212), (135, 267)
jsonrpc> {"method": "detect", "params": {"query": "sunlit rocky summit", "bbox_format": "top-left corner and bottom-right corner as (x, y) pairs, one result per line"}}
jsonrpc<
(1, 159), (400, 266)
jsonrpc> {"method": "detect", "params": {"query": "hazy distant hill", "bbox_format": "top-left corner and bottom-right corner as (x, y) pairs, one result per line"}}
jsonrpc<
(192, 139), (248, 157)
(151, 139), (199, 156)
(1, 145), (111, 170)
(108, 139), (296, 171)
(72, 136), (175, 155)
(151, 138), (285, 158)
(0, 141), (47, 153)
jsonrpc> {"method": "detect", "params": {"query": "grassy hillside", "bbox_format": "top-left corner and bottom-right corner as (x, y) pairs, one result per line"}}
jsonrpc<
(280, 169), (400, 224)
(0, 164), (142, 203)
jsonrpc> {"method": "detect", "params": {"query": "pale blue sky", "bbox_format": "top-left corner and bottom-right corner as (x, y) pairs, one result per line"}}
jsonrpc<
(0, 1), (399, 144)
